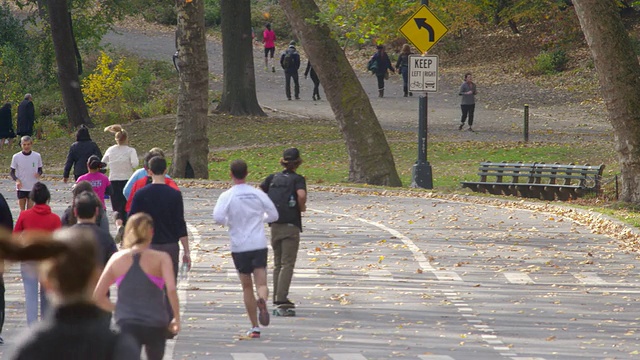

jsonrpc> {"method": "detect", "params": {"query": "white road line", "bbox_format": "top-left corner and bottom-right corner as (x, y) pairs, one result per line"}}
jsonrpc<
(310, 208), (435, 272)
(367, 269), (393, 281)
(574, 272), (607, 285)
(164, 223), (202, 360)
(419, 355), (455, 360)
(329, 354), (368, 360)
(433, 270), (462, 282)
(504, 272), (535, 284)
(294, 268), (320, 278)
(231, 353), (269, 360)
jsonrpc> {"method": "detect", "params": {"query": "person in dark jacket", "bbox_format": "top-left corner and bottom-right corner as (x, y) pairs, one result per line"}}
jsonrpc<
(63, 125), (102, 182)
(71, 191), (117, 268)
(368, 45), (394, 98)
(304, 61), (321, 101)
(1, 227), (140, 360)
(16, 94), (35, 138)
(280, 40), (301, 100)
(0, 192), (13, 345)
(395, 44), (412, 97)
(0, 103), (16, 149)
(61, 180), (110, 234)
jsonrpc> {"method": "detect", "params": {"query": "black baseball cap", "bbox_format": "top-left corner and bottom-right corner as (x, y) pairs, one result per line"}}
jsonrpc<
(283, 147), (301, 162)
(87, 155), (106, 169)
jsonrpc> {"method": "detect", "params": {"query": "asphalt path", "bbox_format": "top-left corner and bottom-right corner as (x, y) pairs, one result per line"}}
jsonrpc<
(102, 28), (613, 142)
(0, 179), (638, 360)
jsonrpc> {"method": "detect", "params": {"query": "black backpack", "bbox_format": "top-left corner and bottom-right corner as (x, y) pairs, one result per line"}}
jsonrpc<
(282, 50), (293, 69)
(267, 172), (298, 224)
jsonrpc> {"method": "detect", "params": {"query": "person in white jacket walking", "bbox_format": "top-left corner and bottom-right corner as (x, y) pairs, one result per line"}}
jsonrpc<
(102, 125), (138, 242)
(213, 159), (278, 339)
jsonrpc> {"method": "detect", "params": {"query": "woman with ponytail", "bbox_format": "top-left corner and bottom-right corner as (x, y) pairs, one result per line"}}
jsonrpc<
(1, 227), (139, 359)
(94, 213), (179, 360)
(102, 125), (138, 241)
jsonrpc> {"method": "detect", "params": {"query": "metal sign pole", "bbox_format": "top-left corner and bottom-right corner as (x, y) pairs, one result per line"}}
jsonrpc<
(411, 0), (434, 189)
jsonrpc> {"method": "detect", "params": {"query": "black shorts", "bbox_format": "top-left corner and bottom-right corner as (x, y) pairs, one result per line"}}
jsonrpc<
(17, 190), (30, 200)
(264, 47), (275, 58)
(232, 248), (268, 274)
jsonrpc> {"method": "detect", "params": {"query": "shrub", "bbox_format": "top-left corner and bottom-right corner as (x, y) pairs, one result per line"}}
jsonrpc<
(141, 3), (176, 25)
(82, 52), (131, 116)
(204, 0), (221, 27)
(251, 3), (294, 42)
(0, 3), (28, 50)
(532, 49), (568, 75)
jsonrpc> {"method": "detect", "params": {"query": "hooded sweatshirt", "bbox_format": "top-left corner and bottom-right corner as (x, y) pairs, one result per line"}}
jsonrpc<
(63, 126), (102, 180)
(14, 204), (62, 232)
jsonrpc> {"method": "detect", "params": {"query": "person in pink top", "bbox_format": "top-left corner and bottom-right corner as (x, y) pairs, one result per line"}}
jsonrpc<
(263, 23), (276, 73)
(77, 155), (112, 210)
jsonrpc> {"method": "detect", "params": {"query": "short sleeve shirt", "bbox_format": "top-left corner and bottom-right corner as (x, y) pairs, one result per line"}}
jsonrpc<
(77, 172), (111, 209)
(11, 151), (43, 192)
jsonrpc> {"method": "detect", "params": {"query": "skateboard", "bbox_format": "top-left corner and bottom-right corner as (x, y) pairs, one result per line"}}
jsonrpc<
(272, 304), (296, 316)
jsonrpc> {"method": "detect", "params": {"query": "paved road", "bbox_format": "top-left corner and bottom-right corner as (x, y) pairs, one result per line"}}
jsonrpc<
(0, 179), (638, 359)
(102, 28), (613, 142)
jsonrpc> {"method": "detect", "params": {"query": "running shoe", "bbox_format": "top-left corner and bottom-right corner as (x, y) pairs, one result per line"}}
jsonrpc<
(247, 327), (261, 338)
(459, 123), (464, 131)
(257, 298), (270, 326)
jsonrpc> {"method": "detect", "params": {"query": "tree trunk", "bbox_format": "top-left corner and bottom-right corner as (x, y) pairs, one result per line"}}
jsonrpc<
(216, 0), (265, 116)
(171, 0), (210, 179)
(279, 0), (402, 187)
(573, 0), (640, 203)
(46, 0), (92, 127)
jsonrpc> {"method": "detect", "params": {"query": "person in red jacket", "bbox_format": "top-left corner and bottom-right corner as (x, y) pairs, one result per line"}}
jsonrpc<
(14, 182), (61, 325)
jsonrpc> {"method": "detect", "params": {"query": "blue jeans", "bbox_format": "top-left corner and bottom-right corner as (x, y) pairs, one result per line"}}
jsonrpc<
(21, 262), (48, 325)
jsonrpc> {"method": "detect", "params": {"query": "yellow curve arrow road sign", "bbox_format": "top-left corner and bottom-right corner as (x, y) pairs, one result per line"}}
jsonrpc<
(399, 5), (449, 54)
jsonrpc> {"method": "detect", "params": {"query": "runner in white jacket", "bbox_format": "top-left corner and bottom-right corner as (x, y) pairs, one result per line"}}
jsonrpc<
(213, 159), (278, 339)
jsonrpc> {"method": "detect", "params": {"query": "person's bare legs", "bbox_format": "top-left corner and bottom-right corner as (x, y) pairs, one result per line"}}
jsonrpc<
(253, 267), (268, 302)
(239, 273), (258, 328)
(18, 198), (27, 212)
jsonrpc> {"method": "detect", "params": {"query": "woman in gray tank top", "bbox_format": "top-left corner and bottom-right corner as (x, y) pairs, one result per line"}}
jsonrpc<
(94, 213), (180, 360)
(1, 227), (139, 359)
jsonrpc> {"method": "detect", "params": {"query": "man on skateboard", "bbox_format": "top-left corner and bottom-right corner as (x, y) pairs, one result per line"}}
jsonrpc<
(260, 148), (307, 316)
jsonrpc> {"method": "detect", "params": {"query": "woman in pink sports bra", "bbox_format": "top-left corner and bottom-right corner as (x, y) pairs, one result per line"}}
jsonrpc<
(94, 213), (179, 360)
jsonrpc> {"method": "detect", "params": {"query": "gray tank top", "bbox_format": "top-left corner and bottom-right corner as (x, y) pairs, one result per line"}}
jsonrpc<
(114, 252), (169, 327)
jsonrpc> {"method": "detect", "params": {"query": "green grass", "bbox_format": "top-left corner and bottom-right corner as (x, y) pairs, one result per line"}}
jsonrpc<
(15, 115), (617, 196)
(206, 139), (617, 192)
(11, 111), (640, 231)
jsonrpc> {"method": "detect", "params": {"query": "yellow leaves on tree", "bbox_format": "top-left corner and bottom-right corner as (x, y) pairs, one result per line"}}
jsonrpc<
(82, 52), (130, 116)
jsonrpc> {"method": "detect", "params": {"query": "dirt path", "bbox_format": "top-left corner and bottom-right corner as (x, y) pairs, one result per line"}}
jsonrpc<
(102, 27), (612, 143)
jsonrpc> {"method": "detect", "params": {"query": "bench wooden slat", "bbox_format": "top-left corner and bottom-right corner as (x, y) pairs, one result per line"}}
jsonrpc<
(461, 161), (605, 201)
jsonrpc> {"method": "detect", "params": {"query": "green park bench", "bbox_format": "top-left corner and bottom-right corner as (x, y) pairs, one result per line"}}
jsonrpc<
(461, 161), (605, 201)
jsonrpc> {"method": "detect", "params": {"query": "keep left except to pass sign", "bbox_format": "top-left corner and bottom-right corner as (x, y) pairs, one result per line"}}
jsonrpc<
(409, 55), (438, 93)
